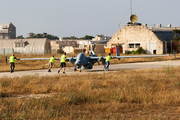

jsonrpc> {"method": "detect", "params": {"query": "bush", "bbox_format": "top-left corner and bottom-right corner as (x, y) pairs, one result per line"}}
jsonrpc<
(57, 49), (64, 54)
(131, 47), (144, 54)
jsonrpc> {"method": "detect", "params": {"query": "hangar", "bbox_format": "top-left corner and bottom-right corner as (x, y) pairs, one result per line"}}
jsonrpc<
(107, 24), (180, 54)
(0, 38), (51, 55)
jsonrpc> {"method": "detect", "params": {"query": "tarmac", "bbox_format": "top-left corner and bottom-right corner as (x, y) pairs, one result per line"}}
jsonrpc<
(0, 60), (180, 78)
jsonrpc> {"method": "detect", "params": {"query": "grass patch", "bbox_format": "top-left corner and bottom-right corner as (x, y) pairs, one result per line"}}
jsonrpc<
(1, 67), (180, 119)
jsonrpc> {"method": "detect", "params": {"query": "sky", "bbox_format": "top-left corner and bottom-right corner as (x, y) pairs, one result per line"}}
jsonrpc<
(1, 0), (180, 38)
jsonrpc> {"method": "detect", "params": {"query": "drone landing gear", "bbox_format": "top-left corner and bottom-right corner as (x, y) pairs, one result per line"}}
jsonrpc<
(74, 67), (81, 72)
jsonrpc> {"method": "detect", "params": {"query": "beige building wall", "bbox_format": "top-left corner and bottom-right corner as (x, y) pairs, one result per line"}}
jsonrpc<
(107, 26), (163, 54)
(50, 41), (59, 50)
(58, 40), (78, 48)
(86, 44), (105, 54)
(63, 46), (74, 53)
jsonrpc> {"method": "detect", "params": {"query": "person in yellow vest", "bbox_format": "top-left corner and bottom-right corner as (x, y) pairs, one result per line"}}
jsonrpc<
(48, 55), (56, 72)
(9, 54), (19, 73)
(104, 53), (113, 71)
(58, 53), (66, 74)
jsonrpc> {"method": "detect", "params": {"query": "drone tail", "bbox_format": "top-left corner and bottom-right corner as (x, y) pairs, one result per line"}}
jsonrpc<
(116, 44), (120, 60)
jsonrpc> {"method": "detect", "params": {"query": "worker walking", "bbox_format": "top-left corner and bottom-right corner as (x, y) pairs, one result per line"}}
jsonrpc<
(104, 53), (113, 71)
(48, 55), (55, 72)
(58, 53), (66, 74)
(9, 54), (19, 73)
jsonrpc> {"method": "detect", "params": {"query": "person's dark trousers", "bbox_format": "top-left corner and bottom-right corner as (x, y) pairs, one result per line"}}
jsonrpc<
(10, 62), (15, 72)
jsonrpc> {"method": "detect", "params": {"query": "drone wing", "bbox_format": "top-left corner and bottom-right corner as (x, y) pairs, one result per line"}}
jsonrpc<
(6, 57), (77, 64)
(112, 54), (172, 59)
(89, 54), (172, 61)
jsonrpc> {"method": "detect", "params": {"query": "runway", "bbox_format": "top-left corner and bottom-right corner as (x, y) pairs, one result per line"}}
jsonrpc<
(0, 60), (180, 78)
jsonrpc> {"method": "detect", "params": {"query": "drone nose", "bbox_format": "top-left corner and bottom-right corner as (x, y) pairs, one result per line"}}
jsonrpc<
(75, 60), (82, 65)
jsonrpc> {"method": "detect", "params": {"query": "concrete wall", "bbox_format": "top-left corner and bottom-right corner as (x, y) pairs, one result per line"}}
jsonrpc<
(5, 48), (14, 55)
(0, 48), (5, 55)
(0, 33), (9, 39)
(107, 26), (163, 54)
(45, 39), (51, 54)
(0, 48), (14, 55)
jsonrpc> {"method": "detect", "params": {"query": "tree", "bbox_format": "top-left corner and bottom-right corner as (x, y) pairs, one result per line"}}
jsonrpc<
(16, 35), (24, 39)
(84, 35), (94, 40)
(36, 34), (43, 38)
(28, 33), (35, 38)
(43, 32), (47, 38)
(26, 32), (59, 40)
(173, 29), (180, 52)
(97, 34), (104, 37)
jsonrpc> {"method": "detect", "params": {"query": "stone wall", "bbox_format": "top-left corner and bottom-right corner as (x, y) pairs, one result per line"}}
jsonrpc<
(107, 26), (164, 54)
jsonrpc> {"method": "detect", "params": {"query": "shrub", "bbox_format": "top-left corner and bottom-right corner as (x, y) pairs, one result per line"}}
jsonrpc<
(57, 49), (64, 54)
(131, 47), (144, 54)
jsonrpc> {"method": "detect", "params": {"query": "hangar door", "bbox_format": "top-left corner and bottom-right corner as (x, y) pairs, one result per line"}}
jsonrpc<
(146, 43), (156, 54)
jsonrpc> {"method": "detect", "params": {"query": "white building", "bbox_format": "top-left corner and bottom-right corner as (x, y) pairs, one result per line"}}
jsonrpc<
(107, 24), (179, 54)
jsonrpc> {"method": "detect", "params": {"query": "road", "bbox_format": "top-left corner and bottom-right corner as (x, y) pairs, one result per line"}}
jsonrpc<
(0, 60), (180, 78)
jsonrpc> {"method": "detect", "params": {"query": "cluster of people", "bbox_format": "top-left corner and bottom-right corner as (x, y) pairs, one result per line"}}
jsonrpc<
(9, 53), (67, 74)
(48, 53), (67, 73)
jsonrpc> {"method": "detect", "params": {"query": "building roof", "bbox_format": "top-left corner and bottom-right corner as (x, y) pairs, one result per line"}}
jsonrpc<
(0, 38), (48, 48)
(148, 27), (179, 42)
(153, 31), (174, 42)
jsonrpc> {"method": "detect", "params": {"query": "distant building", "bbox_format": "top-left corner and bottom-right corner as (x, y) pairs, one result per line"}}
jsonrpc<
(50, 40), (78, 51)
(85, 44), (105, 54)
(0, 38), (51, 55)
(0, 23), (16, 39)
(76, 40), (91, 46)
(107, 24), (180, 54)
(58, 40), (78, 49)
(63, 46), (74, 54)
(73, 48), (86, 54)
(92, 35), (111, 41)
(50, 40), (60, 50)
(62, 46), (86, 54)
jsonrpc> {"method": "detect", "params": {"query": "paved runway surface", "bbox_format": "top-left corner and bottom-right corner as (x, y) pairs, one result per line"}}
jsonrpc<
(0, 60), (180, 78)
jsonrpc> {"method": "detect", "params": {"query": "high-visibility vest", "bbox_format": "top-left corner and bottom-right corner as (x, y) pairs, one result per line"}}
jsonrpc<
(106, 55), (111, 62)
(10, 56), (15, 63)
(61, 55), (66, 62)
(49, 57), (55, 63)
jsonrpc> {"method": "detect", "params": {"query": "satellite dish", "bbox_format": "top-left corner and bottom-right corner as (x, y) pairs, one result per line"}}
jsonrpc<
(130, 14), (138, 23)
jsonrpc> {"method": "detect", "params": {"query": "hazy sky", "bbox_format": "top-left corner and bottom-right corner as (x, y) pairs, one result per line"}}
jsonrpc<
(1, 0), (179, 38)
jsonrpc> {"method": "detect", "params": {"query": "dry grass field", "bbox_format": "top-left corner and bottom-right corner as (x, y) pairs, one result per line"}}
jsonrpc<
(1, 66), (180, 119)
(0, 53), (176, 72)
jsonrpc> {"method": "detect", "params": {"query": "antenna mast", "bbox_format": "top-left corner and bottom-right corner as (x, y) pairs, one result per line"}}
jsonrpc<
(130, 0), (132, 15)
(127, 7), (128, 23)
